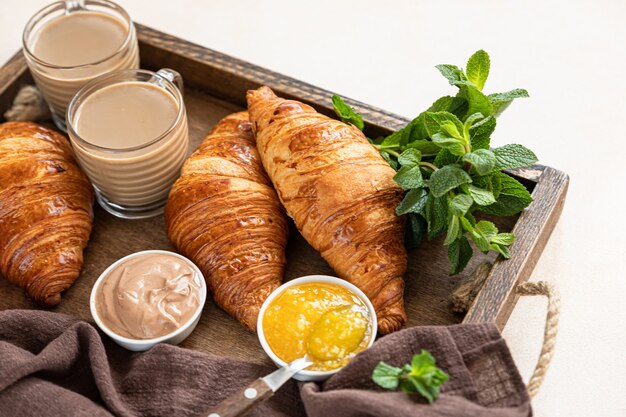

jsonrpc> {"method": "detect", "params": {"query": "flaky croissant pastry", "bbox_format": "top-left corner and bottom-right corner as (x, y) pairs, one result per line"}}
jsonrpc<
(0, 121), (93, 306)
(165, 112), (289, 330)
(247, 86), (408, 333)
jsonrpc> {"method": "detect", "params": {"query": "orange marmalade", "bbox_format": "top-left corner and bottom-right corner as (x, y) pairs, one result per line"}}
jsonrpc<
(262, 282), (372, 371)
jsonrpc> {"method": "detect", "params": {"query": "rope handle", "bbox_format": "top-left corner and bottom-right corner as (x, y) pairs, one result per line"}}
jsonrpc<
(515, 281), (561, 399)
(451, 263), (561, 399)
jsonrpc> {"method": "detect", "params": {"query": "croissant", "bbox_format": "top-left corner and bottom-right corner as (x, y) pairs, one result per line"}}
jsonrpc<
(0, 121), (93, 306)
(165, 111), (289, 330)
(247, 86), (408, 333)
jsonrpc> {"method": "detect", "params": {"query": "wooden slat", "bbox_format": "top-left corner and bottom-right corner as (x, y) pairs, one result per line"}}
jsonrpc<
(0, 52), (31, 118)
(464, 166), (569, 327)
(135, 24), (408, 138)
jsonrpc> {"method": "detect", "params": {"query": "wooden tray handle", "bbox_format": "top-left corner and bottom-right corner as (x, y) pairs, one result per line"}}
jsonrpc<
(452, 261), (561, 399)
(208, 378), (273, 417)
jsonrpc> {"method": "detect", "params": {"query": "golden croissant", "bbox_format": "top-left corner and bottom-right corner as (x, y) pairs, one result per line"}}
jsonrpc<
(247, 86), (408, 333)
(165, 111), (289, 330)
(0, 121), (94, 306)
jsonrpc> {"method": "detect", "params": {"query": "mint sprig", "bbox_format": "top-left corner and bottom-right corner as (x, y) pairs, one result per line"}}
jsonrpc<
(332, 49), (537, 275)
(372, 350), (449, 404)
(331, 94), (364, 130)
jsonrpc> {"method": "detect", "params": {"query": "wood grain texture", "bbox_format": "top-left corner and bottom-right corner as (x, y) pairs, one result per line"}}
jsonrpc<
(209, 378), (273, 417)
(0, 25), (568, 365)
(464, 166), (569, 329)
(0, 52), (32, 117)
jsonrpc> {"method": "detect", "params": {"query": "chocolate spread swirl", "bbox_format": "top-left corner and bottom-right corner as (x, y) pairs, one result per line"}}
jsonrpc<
(95, 253), (201, 339)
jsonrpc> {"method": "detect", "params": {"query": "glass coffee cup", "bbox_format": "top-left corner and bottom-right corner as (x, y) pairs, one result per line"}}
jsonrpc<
(67, 68), (189, 219)
(22, 0), (139, 131)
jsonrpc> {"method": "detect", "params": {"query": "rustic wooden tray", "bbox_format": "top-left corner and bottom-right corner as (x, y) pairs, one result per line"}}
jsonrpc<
(0, 25), (568, 365)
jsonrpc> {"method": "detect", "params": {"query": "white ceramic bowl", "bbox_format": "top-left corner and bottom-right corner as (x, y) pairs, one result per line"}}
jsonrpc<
(90, 250), (207, 352)
(257, 275), (377, 382)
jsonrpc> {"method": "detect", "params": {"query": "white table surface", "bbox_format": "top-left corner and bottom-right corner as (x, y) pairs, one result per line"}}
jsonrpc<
(2, 1), (625, 415)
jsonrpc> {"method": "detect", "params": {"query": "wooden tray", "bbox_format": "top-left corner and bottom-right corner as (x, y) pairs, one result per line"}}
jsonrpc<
(0, 25), (569, 365)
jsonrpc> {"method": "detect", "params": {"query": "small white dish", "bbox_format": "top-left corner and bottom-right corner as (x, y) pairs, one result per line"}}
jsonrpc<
(257, 275), (377, 382)
(90, 250), (206, 352)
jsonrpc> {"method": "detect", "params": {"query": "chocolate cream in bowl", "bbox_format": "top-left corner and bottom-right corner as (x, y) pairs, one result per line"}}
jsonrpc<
(95, 253), (202, 339)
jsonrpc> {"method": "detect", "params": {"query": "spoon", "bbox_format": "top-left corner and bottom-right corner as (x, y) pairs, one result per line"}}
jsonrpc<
(209, 305), (368, 417)
(307, 305), (368, 362)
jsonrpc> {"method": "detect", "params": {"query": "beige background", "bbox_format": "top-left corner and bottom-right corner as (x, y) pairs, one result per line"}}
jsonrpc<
(2, 1), (625, 415)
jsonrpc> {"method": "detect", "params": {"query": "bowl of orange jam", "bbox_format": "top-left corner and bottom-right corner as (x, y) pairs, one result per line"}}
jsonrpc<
(257, 275), (377, 382)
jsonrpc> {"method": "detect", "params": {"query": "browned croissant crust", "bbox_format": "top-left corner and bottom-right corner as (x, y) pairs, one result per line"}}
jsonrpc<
(0, 121), (94, 306)
(247, 86), (408, 334)
(165, 111), (289, 330)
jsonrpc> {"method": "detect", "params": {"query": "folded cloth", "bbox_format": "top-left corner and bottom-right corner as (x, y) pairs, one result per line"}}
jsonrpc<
(0, 310), (531, 417)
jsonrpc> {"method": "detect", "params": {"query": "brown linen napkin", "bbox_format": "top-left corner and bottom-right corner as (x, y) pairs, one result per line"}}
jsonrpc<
(0, 310), (531, 417)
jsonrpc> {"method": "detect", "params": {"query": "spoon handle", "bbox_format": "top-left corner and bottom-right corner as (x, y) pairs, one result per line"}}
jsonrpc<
(208, 378), (273, 417)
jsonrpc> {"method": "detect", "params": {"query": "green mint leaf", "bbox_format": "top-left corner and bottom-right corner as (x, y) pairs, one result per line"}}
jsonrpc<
(411, 350), (434, 370)
(493, 144), (538, 169)
(398, 149), (422, 166)
(431, 133), (466, 156)
(466, 50), (490, 91)
(372, 361), (403, 390)
(332, 95), (365, 130)
(406, 350), (449, 403)
(490, 243), (511, 258)
(489, 89), (529, 117)
(428, 96), (468, 119)
(458, 85), (493, 119)
(449, 194), (473, 216)
(478, 171), (502, 199)
(462, 149), (497, 175)
(474, 220), (498, 241)
(407, 140), (441, 156)
(469, 115), (496, 150)
(372, 351), (449, 404)
(380, 128), (407, 148)
(444, 215), (461, 246)
(405, 213), (427, 249)
(426, 193), (448, 239)
(396, 188), (428, 215)
(429, 165), (472, 197)
(463, 112), (485, 132)
(462, 220), (501, 253)
(433, 149), (460, 168)
(448, 235), (473, 275)
(489, 88), (530, 102)
(394, 165), (424, 190)
(380, 151), (398, 170)
(478, 172), (533, 216)
(404, 114), (429, 143)
(464, 210), (476, 226)
(401, 378), (435, 403)
(381, 113), (429, 147)
(460, 217), (490, 252)
(424, 111), (464, 139)
(491, 232), (515, 245)
(466, 184), (496, 206)
(435, 64), (466, 85)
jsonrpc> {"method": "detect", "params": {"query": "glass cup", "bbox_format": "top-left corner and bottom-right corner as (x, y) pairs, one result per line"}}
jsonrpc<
(67, 68), (189, 219)
(22, 0), (140, 131)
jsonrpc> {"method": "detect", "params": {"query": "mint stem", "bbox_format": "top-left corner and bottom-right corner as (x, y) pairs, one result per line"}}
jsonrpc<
(419, 161), (438, 171)
(385, 149), (401, 158)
